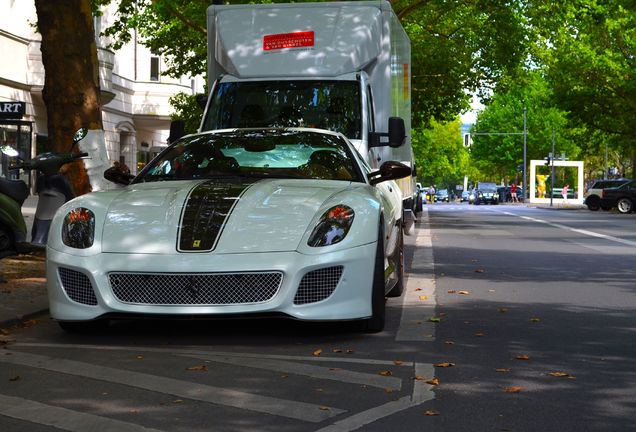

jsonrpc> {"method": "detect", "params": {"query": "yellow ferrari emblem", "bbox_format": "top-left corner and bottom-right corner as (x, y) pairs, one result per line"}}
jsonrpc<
(193, 240), (201, 248)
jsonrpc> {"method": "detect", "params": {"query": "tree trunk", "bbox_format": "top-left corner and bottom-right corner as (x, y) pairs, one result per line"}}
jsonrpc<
(34, 0), (102, 196)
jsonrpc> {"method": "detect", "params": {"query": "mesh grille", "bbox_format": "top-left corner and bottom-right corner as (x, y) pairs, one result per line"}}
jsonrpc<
(294, 266), (343, 305)
(109, 272), (283, 305)
(59, 267), (98, 306)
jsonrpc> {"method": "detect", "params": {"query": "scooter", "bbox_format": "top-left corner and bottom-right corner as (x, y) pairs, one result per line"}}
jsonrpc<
(0, 128), (88, 257)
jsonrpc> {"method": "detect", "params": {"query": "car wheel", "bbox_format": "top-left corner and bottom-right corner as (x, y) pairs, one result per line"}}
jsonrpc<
(616, 198), (633, 214)
(58, 319), (109, 333)
(586, 196), (601, 211)
(387, 227), (404, 298)
(363, 224), (386, 333)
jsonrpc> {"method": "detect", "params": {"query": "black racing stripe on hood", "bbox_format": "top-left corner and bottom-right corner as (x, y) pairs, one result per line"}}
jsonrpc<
(178, 179), (256, 252)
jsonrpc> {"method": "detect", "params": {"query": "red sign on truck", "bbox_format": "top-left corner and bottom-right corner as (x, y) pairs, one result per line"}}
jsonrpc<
(263, 31), (314, 51)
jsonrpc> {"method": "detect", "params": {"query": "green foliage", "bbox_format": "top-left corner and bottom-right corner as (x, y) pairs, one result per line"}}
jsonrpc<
(168, 92), (205, 135)
(470, 72), (580, 182)
(413, 118), (472, 189)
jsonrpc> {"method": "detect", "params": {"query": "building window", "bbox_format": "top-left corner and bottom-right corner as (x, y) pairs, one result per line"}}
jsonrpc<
(150, 57), (160, 81)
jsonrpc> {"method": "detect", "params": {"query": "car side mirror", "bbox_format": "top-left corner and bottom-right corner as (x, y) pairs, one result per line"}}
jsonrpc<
(104, 166), (134, 186)
(368, 161), (412, 185)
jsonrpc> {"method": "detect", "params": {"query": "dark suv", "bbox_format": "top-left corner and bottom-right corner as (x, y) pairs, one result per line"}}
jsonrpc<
(585, 179), (631, 211)
(473, 183), (499, 205)
(600, 180), (636, 213)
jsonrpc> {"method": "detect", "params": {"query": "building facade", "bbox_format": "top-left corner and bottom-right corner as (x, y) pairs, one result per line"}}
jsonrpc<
(0, 1), (203, 185)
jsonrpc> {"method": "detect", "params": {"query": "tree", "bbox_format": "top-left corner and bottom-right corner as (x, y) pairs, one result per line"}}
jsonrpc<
(34, 0), (106, 195)
(529, 0), (636, 176)
(470, 72), (580, 182)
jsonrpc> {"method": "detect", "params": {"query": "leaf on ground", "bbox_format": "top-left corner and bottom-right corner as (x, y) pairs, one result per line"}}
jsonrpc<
(496, 368), (511, 373)
(504, 386), (525, 393)
(548, 371), (572, 378)
(0, 329), (9, 336)
(313, 349), (323, 356)
(414, 375), (427, 381)
(488, 289), (496, 293)
(346, 349), (355, 354)
(185, 365), (208, 371)
(136, 355), (144, 360)
(419, 295), (429, 300)
(458, 290), (470, 295)
(319, 406), (330, 411)
(332, 348), (343, 353)
(428, 317), (441, 323)
(474, 331), (485, 337)
(426, 378), (440, 385)
(474, 268), (485, 273)
(379, 370), (393, 376)
(515, 355), (530, 361)
(530, 317), (541, 323)
(393, 360), (404, 366)
(9, 375), (21, 382)
(173, 399), (184, 404)
(415, 288), (423, 291)
(444, 341), (455, 345)
(434, 362), (455, 368)
(424, 410), (441, 416)
(499, 308), (509, 313)
(447, 290), (457, 294)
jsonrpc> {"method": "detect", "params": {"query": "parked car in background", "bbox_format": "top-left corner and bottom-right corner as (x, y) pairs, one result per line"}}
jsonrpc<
(473, 183), (499, 205)
(584, 179), (631, 211)
(600, 179), (636, 213)
(461, 190), (470, 202)
(497, 186), (524, 203)
(468, 189), (477, 204)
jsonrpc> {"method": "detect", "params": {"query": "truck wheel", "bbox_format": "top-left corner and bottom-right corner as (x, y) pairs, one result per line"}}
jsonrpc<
(363, 224), (386, 333)
(616, 198), (633, 214)
(387, 228), (404, 298)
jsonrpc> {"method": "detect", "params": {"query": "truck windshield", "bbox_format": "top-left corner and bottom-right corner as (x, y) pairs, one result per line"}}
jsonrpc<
(202, 80), (362, 139)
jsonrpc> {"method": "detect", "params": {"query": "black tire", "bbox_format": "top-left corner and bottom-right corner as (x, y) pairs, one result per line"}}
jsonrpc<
(363, 224), (386, 333)
(0, 223), (15, 257)
(58, 319), (109, 333)
(616, 197), (633, 214)
(585, 195), (601, 211)
(387, 227), (404, 298)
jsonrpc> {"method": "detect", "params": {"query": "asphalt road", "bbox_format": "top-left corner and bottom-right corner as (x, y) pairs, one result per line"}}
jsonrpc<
(1, 203), (635, 431)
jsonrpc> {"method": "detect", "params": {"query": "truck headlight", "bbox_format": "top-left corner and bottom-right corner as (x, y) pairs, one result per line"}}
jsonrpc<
(62, 208), (95, 249)
(307, 205), (355, 247)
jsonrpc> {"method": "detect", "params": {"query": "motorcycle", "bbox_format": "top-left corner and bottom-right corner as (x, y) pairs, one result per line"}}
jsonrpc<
(0, 128), (88, 257)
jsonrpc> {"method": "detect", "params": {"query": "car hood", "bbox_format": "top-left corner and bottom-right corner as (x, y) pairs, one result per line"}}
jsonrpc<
(100, 179), (353, 254)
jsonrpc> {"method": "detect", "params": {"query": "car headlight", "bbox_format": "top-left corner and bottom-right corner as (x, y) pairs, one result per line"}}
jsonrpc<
(62, 208), (95, 249)
(494, 193), (499, 198)
(307, 205), (355, 247)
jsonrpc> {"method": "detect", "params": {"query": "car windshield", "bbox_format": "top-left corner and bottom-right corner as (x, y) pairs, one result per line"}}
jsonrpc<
(135, 129), (363, 183)
(202, 80), (362, 139)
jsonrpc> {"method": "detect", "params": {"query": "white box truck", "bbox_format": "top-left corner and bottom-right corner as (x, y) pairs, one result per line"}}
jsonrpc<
(199, 0), (418, 228)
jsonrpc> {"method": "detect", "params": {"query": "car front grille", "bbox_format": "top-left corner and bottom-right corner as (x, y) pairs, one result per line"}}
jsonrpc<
(58, 267), (98, 306)
(294, 266), (343, 305)
(108, 272), (283, 305)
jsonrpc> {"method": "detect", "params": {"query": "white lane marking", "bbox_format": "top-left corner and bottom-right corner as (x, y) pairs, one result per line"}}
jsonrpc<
(179, 354), (402, 390)
(396, 208), (436, 342)
(494, 209), (636, 247)
(13, 344), (435, 430)
(0, 351), (344, 423)
(315, 363), (435, 432)
(0, 394), (163, 432)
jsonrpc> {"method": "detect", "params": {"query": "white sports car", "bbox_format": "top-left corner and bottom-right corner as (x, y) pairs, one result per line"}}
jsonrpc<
(46, 128), (410, 333)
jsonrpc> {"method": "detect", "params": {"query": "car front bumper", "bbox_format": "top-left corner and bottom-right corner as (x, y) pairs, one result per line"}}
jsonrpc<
(47, 243), (376, 322)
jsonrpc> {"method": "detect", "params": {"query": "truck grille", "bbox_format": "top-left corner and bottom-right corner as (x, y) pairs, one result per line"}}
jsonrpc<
(294, 266), (343, 305)
(59, 267), (98, 306)
(109, 272), (282, 305)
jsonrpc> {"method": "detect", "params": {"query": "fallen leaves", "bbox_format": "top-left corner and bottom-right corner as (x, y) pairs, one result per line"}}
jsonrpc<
(474, 331), (485, 337)
(9, 375), (20, 382)
(515, 355), (530, 361)
(428, 317), (441, 323)
(393, 360), (404, 366)
(424, 409), (441, 416)
(548, 371), (576, 379)
(458, 290), (470, 295)
(434, 362), (455, 368)
(378, 370), (393, 376)
(496, 368), (511, 373)
(185, 365), (208, 371)
(504, 386), (525, 393)
(474, 268), (485, 273)
(530, 317), (541, 323)
(426, 378), (440, 385)
(312, 349), (323, 356)
(499, 308), (509, 313)
(419, 295), (429, 300)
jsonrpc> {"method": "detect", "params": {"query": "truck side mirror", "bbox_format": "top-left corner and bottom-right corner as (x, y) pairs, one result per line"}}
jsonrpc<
(388, 117), (405, 148)
(369, 117), (406, 148)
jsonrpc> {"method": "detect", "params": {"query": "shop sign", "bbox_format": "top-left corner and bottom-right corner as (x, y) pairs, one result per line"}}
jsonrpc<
(0, 101), (26, 119)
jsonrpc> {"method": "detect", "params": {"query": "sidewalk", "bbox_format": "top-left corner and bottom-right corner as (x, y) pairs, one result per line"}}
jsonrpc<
(0, 195), (49, 329)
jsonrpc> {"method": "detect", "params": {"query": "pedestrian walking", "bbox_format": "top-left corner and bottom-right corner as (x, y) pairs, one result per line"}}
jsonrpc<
(561, 184), (569, 203)
(510, 183), (518, 203)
